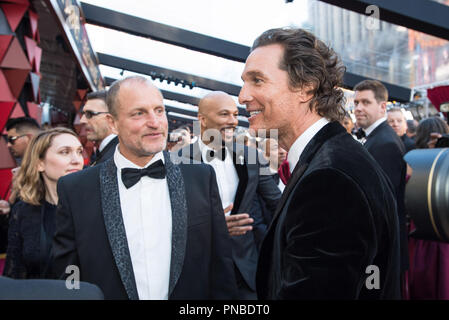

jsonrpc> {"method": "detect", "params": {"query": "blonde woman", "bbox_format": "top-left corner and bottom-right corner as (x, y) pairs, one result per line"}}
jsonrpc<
(3, 128), (83, 279)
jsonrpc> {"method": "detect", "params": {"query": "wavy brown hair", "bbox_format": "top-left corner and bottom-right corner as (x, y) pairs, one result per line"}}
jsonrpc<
(13, 127), (80, 206)
(251, 28), (346, 122)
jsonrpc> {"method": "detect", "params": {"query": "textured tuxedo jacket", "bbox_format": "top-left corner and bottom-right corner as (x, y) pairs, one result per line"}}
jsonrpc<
(52, 151), (237, 300)
(364, 120), (408, 271)
(176, 142), (281, 292)
(257, 122), (401, 300)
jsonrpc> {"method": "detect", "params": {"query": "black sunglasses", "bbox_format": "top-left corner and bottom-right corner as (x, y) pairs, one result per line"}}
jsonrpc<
(80, 110), (109, 119)
(7, 134), (27, 145)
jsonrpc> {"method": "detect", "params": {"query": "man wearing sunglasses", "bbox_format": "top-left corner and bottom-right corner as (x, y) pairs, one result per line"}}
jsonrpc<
(80, 90), (118, 165)
(6, 117), (40, 163)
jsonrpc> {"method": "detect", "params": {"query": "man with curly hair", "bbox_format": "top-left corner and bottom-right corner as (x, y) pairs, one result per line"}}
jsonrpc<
(239, 28), (401, 299)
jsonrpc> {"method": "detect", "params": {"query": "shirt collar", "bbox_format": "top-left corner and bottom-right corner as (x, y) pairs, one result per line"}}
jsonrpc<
(99, 134), (117, 152)
(287, 117), (329, 173)
(114, 145), (164, 170)
(364, 117), (386, 137)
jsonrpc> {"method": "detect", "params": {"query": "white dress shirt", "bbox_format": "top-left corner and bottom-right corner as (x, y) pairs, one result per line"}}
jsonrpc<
(114, 146), (172, 300)
(99, 133), (117, 152)
(364, 117), (386, 137)
(199, 139), (239, 213)
(287, 118), (330, 173)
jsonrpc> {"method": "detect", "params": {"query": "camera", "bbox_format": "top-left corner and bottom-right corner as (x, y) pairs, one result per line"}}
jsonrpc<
(404, 148), (449, 242)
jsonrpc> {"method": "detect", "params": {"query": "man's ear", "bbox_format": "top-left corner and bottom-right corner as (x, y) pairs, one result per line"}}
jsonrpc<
(380, 101), (387, 114)
(107, 114), (118, 135)
(198, 113), (207, 129)
(296, 84), (315, 104)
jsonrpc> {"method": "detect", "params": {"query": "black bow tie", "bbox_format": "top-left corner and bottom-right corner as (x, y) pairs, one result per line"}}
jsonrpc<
(206, 148), (226, 162)
(355, 128), (366, 139)
(121, 159), (166, 189)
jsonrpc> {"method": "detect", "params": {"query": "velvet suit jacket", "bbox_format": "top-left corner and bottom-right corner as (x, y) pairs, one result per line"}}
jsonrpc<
(176, 142), (281, 291)
(52, 151), (237, 300)
(364, 121), (408, 271)
(257, 122), (401, 300)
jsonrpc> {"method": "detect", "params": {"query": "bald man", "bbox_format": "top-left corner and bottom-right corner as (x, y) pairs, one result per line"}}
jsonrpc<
(178, 91), (281, 299)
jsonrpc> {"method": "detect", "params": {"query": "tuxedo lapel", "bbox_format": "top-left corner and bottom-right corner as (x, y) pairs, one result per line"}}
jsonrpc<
(268, 122), (346, 227)
(99, 158), (139, 300)
(364, 120), (386, 147)
(231, 143), (248, 214)
(164, 151), (188, 297)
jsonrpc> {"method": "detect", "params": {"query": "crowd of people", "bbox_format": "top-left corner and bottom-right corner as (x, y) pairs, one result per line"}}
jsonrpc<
(0, 26), (448, 300)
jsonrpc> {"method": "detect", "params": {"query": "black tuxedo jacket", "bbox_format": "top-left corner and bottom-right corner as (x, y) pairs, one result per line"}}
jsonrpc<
(257, 122), (401, 300)
(52, 151), (237, 300)
(364, 121), (408, 271)
(92, 136), (119, 166)
(176, 142), (281, 291)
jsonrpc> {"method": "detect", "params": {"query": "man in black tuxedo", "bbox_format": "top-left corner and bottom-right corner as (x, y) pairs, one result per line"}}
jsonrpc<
(80, 90), (118, 165)
(176, 91), (281, 299)
(239, 28), (401, 299)
(52, 76), (237, 300)
(354, 80), (408, 280)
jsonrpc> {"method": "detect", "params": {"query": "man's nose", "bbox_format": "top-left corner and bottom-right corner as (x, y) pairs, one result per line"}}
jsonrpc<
(238, 84), (252, 106)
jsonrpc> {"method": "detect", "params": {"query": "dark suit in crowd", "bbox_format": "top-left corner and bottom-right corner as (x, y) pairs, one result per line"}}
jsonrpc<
(401, 134), (415, 153)
(52, 152), (237, 300)
(257, 122), (401, 299)
(0, 276), (104, 300)
(364, 120), (408, 272)
(3, 201), (56, 279)
(177, 141), (281, 298)
(91, 136), (119, 166)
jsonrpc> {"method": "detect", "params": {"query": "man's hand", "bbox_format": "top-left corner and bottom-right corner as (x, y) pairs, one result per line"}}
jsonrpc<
(0, 200), (10, 215)
(223, 203), (254, 236)
(428, 132), (442, 149)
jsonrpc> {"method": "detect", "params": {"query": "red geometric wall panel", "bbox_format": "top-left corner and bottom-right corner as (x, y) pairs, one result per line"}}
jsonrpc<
(24, 36), (35, 62)
(0, 37), (31, 69)
(28, 9), (38, 38)
(0, 138), (16, 169)
(0, 101), (15, 131)
(3, 68), (29, 98)
(0, 168), (13, 200)
(34, 45), (41, 73)
(27, 102), (41, 125)
(0, 0), (41, 203)
(0, 35), (12, 62)
(1, 0), (29, 5)
(0, 69), (14, 101)
(8, 102), (25, 118)
(0, 3), (28, 32)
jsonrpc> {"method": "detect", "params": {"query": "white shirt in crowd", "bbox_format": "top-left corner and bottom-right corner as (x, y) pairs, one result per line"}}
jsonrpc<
(199, 139), (239, 213)
(287, 117), (330, 173)
(363, 116), (386, 137)
(114, 147), (172, 300)
(99, 133), (117, 152)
